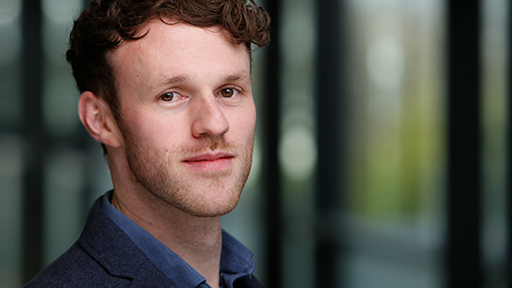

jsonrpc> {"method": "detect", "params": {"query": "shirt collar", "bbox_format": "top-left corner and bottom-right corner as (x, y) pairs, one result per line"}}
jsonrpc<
(220, 232), (255, 288)
(101, 191), (255, 288)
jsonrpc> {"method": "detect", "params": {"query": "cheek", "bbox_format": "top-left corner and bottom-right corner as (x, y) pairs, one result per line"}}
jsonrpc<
(120, 111), (174, 148)
(230, 107), (256, 139)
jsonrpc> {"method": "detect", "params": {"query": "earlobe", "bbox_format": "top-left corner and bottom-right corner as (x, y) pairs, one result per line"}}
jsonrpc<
(78, 91), (123, 148)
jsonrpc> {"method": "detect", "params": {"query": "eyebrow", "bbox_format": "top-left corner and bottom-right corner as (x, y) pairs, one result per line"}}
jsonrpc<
(223, 72), (251, 82)
(158, 75), (188, 86)
(154, 72), (251, 88)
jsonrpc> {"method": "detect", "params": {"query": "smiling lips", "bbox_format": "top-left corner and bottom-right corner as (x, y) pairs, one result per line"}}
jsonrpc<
(182, 153), (234, 171)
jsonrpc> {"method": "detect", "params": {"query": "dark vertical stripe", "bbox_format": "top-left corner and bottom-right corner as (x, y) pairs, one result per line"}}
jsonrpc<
(261, 1), (283, 287)
(21, 0), (45, 282)
(447, 0), (483, 287)
(314, 0), (345, 286)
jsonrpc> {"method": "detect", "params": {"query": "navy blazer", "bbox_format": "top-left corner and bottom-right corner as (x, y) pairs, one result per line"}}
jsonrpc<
(24, 197), (263, 287)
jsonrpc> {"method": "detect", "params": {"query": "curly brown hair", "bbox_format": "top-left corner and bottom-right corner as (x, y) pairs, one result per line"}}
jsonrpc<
(66, 0), (271, 120)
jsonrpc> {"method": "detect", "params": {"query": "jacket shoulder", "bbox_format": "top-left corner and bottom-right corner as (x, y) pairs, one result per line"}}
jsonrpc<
(23, 195), (173, 287)
(23, 241), (131, 287)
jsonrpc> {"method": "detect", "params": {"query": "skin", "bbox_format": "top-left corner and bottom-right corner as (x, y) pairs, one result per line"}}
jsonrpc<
(78, 20), (255, 288)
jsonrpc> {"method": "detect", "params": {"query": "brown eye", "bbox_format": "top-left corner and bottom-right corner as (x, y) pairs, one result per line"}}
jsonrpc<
(220, 88), (235, 98)
(160, 92), (175, 101)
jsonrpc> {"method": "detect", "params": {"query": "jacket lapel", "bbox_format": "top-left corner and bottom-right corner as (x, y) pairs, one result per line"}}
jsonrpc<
(128, 260), (178, 287)
(78, 197), (176, 286)
(233, 275), (264, 288)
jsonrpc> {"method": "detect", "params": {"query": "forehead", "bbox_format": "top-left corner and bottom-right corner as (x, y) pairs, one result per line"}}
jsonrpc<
(109, 20), (251, 87)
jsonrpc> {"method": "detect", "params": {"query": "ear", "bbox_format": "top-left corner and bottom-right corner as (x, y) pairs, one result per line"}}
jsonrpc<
(78, 91), (123, 148)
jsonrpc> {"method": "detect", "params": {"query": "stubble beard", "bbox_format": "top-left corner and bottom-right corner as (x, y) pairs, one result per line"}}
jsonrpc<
(121, 126), (254, 217)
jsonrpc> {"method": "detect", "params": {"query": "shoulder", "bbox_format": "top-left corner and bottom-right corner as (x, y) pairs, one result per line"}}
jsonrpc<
(23, 241), (131, 287)
(23, 195), (132, 287)
(23, 194), (173, 287)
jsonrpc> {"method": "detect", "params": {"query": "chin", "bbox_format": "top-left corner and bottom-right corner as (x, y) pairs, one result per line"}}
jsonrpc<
(179, 195), (241, 218)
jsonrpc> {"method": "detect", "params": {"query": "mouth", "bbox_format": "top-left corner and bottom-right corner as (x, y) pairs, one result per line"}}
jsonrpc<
(182, 153), (234, 171)
(183, 153), (234, 162)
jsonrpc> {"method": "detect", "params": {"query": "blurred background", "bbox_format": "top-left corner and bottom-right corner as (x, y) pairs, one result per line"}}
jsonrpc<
(0, 0), (510, 287)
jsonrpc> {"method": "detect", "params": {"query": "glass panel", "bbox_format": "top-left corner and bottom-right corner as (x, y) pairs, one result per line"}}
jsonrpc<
(280, 0), (316, 287)
(41, 0), (86, 265)
(0, 0), (22, 129)
(0, 0), (23, 287)
(43, 147), (85, 263)
(481, 0), (508, 286)
(42, 0), (82, 137)
(0, 136), (24, 288)
(343, 0), (445, 286)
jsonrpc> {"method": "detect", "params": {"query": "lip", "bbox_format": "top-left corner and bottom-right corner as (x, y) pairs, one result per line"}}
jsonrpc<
(182, 153), (234, 171)
(183, 153), (233, 162)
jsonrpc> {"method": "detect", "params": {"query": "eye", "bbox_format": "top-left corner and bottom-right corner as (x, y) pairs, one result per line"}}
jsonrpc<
(220, 88), (238, 98)
(160, 92), (176, 102)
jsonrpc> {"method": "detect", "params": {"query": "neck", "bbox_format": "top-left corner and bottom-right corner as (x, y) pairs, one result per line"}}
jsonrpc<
(111, 186), (223, 288)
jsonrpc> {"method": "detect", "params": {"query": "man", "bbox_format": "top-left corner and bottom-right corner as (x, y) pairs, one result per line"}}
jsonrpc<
(24, 0), (270, 287)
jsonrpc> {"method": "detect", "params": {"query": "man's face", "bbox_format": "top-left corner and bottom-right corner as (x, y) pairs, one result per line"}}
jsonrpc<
(110, 21), (255, 217)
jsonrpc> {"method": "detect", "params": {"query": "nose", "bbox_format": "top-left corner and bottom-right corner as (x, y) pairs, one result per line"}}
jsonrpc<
(191, 96), (230, 138)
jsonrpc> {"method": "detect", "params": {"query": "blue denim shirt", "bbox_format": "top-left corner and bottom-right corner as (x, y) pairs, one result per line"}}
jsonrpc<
(102, 191), (255, 288)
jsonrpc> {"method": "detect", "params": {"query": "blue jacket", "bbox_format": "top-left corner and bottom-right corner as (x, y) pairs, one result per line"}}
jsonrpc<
(24, 197), (263, 287)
